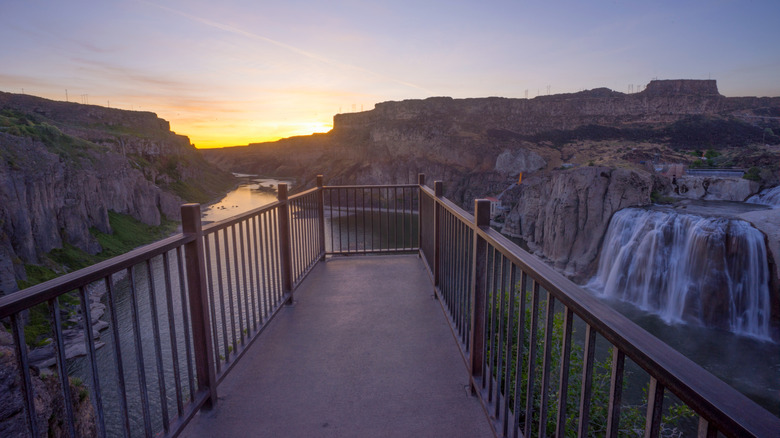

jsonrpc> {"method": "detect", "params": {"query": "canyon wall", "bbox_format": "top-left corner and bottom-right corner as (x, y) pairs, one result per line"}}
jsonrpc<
(203, 79), (779, 280)
(501, 167), (653, 280)
(0, 92), (234, 295)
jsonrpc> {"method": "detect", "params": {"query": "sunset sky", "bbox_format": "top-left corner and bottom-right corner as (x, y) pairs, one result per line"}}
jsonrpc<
(2, 0), (779, 148)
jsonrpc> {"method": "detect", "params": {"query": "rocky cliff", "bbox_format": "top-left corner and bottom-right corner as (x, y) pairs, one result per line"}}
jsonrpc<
(501, 167), (653, 280)
(203, 79), (780, 280)
(0, 93), (234, 294)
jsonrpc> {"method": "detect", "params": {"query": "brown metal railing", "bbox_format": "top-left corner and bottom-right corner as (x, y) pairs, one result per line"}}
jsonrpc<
(0, 181), (325, 437)
(323, 183), (419, 254)
(419, 181), (780, 438)
(2, 175), (778, 437)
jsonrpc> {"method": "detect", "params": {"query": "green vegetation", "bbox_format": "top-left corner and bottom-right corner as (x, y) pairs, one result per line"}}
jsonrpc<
(488, 289), (695, 437)
(14, 211), (178, 347)
(0, 109), (105, 163)
(743, 167), (762, 182)
(650, 191), (676, 204)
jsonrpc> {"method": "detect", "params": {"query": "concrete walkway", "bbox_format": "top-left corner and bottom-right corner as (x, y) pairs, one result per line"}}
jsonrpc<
(181, 255), (493, 438)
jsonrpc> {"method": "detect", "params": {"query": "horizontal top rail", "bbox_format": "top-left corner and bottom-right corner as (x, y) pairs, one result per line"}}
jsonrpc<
(0, 233), (193, 319)
(474, 224), (780, 437)
(323, 184), (419, 189)
(202, 200), (283, 233)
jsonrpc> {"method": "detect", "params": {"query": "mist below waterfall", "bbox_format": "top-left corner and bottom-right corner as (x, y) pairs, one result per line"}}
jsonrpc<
(587, 207), (772, 340)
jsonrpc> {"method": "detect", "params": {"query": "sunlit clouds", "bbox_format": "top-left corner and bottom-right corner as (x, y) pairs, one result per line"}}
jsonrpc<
(1, 0), (779, 148)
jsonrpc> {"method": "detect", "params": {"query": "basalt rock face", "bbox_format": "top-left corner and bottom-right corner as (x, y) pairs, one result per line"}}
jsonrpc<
(502, 167), (653, 280)
(0, 329), (96, 437)
(0, 92), (234, 295)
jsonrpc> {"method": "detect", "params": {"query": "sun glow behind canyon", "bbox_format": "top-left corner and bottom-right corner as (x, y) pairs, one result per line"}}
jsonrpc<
(2, 0), (779, 148)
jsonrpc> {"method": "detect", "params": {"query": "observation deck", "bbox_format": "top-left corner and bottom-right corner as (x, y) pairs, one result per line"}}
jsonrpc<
(1, 175), (778, 438)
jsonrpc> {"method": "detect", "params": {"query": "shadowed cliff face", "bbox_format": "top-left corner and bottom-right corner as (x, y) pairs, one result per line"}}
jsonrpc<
(0, 93), (235, 294)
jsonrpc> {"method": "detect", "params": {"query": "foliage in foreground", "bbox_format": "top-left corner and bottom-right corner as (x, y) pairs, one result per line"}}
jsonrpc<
(485, 287), (696, 437)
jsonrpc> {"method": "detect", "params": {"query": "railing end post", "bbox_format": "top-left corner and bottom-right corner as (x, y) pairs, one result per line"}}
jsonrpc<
(181, 203), (202, 234)
(180, 202), (217, 409)
(317, 175), (324, 188)
(418, 173), (425, 186)
(474, 199), (490, 226)
(277, 183), (288, 201)
(434, 181), (443, 198)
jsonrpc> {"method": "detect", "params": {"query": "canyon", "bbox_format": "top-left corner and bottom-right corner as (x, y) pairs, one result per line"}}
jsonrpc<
(0, 92), (235, 295)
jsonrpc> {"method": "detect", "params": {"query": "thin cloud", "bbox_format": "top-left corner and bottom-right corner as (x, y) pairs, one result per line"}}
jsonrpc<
(139, 0), (432, 94)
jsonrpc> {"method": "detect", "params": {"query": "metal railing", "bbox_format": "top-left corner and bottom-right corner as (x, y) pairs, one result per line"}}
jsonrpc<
(2, 174), (778, 437)
(0, 180), (326, 437)
(418, 179), (780, 438)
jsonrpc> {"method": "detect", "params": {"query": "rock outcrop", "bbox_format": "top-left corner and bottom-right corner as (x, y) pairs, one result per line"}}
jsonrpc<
(0, 329), (96, 437)
(0, 92), (235, 294)
(502, 167), (653, 280)
(671, 175), (760, 201)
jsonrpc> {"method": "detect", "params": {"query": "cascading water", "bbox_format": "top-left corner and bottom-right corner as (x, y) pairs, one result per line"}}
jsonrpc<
(747, 185), (780, 207)
(588, 208), (772, 340)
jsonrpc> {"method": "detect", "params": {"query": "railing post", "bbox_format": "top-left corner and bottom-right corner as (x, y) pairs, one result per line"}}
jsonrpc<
(433, 181), (443, 287)
(181, 203), (217, 409)
(417, 173), (425, 256)
(469, 199), (490, 393)
(317, 175), (326, 258)
(277, 184), (294, 304)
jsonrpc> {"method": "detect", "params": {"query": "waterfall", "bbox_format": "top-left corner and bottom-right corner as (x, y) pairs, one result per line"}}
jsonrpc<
(747, 185), (780, 207)
(588, 208), (772, 340)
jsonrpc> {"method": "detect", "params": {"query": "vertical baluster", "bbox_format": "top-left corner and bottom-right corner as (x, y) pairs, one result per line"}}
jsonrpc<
(272, 209), (284, 303)
(328, 188), (335, 253)
(269, 210), (280, 305)
(231, 225), (245, 346)
(176, 246), (196, 401)
(259, 213), (271, 319)
(556, 307), (574, 437)
(644, 377), (665, 438)
(78, 285), (107, 436)
(48, 297), (77, 437)
(337, 187), (343, 252)
(361, 188), (367, 251)
(469, 199), (490, 394)
(577, 324), (597, 438)
(401, 187), (406, 249)
(524, 280), (541, 438)
(502, 264), (518, 437)
(105, 275), (132, 436)
(351, 188), (357, 252)
(246, 217), (258, 330)
(393, 186), (398, 249)
(241, 221), (253, 334)
(145, 259), (170, 433)
(485, 247), (497, 395)
(162, 252), (185, 418)
(222, 228), (237, 357)
(606, 349), (626, 438)
(203, 234), (222, 374)
(495, 256), (508, 420)
(538, 293), (557, 438)
(317, 176), (326, 257)
(11, 313), (39, 438)
(513, 271), (528, 438)
(697, 417), (718, 438)
(127, 266), (153, 436)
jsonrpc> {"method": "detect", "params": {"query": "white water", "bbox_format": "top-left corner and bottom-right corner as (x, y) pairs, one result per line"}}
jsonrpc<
(747, 185), (780, 207)
(588, 208), (772, 340)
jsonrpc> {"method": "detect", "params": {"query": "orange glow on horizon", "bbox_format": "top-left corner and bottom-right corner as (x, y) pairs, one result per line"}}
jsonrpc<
(169, 119), (334, 149)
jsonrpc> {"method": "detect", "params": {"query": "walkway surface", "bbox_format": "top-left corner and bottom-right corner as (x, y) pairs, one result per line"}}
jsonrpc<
(181, 254), (493, 438)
